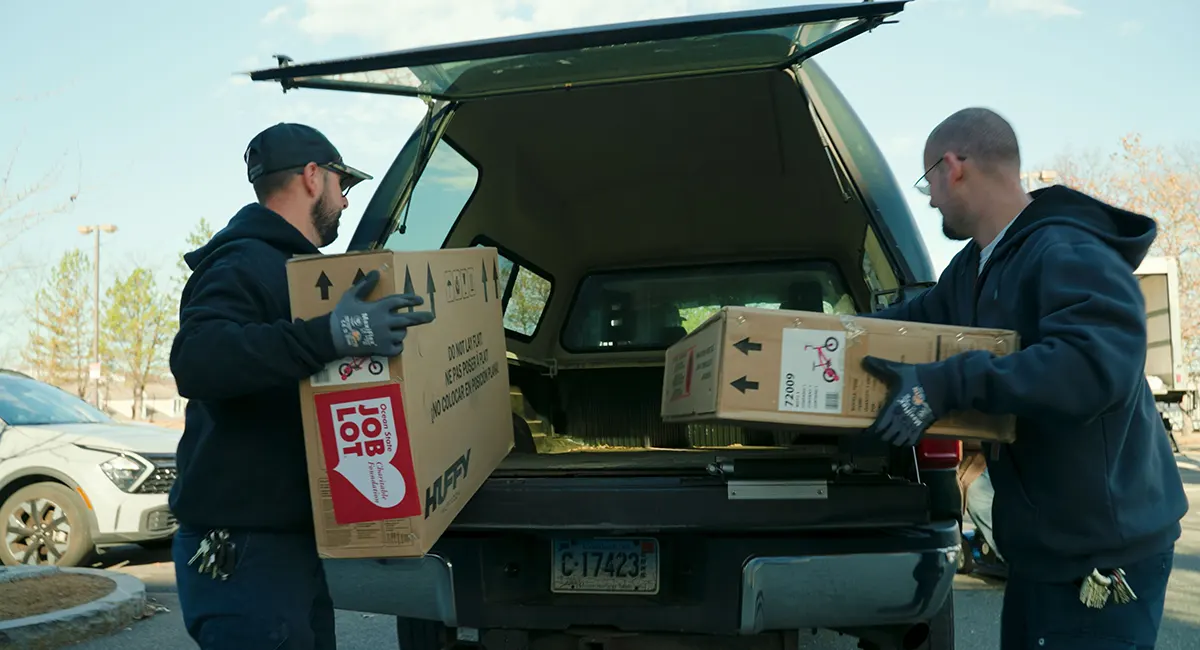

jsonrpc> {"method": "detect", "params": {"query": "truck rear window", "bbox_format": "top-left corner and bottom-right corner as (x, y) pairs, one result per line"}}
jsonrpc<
(561, 260), (855, 353)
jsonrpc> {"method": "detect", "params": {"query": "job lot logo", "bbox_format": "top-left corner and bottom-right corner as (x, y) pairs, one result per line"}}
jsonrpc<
(425, 448), (472, 518)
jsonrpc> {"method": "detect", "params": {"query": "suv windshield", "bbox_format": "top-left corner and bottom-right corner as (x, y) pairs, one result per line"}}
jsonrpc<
(561, 260), (856, 353)
(0, 374), (112, 426)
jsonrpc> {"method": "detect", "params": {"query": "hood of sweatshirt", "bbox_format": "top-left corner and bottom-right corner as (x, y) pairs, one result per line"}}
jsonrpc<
(994, 184), (1157, 270)
(184, 203), (320, 272)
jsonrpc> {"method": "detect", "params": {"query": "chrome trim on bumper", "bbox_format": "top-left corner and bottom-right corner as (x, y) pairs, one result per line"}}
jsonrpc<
(323, 554), (458, 626)
(739, 544), (959, 633)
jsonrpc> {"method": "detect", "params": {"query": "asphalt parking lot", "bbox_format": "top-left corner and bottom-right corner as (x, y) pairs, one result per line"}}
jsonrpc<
(68, 455), (1200, 649)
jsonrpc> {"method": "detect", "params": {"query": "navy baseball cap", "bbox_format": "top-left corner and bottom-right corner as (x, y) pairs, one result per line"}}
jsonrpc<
(244, 123), (372, 191)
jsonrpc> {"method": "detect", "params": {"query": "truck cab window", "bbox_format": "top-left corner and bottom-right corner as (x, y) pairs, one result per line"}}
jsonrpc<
(561, 260), (853, 353)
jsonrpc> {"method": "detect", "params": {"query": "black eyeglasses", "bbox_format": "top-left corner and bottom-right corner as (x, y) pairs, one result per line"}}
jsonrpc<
(913, 155), (966, 196)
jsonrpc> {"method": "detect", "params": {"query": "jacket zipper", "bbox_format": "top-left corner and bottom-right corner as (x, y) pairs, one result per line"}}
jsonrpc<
(970, 246), (1001, 459)
(970, 250), (985, 327)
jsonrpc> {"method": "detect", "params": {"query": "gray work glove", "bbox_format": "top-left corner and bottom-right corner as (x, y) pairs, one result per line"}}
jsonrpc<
(329, 269), (434, 358)
(861, 356), (944, 447)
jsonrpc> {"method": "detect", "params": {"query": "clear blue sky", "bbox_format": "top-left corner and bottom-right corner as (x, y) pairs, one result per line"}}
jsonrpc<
(2, 0), (1197, 365)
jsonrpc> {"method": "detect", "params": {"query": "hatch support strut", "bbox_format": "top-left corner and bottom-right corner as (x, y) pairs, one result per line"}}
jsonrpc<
(394, 95), (439, 237)
(786, 15), (892, 67)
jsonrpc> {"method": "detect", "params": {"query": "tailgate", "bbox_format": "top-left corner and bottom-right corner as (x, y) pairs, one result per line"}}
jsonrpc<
(451, 450), (930, 532)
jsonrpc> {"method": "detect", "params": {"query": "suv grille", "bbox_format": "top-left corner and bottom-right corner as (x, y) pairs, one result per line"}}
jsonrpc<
(137, 467), (178, 494)
(136, 453), (178, 494)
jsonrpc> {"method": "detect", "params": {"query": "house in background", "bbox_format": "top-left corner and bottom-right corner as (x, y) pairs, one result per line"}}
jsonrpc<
(104, 375), (187, 428)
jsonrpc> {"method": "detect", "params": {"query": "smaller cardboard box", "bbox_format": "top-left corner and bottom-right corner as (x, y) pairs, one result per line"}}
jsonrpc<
(661, 307), (1019, 442)
(286, 247), (514, 559)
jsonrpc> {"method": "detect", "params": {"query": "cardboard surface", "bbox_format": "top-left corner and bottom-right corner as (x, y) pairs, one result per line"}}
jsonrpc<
(287, 247), (514, 559)
(661, 307), (1019, 442)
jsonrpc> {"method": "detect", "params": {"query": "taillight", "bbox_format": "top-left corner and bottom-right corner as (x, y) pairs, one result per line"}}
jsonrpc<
(916, 439), (961, 470)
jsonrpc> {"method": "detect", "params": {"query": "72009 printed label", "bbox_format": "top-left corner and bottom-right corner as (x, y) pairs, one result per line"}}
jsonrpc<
(778, 329), (846, 415)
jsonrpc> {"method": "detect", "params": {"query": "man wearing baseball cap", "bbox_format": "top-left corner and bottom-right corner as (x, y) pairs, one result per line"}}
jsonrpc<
(168, 123), (434, 649)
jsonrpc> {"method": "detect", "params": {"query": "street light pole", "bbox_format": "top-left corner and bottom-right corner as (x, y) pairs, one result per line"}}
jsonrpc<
(78, 224), (117, 408)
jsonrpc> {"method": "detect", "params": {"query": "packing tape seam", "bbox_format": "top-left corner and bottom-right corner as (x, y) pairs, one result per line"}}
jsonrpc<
(839, 314), (867, 346)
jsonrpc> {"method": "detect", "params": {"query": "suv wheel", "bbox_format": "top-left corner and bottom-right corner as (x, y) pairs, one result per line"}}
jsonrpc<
(956, 535), (975, 575)
(396, 617), (450, 650)
(0, 482), (95, 567)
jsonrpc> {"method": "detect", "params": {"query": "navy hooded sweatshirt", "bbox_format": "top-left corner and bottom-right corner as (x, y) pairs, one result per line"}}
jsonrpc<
(871, 185), (1189, 582)
(168, 203), (341, 532)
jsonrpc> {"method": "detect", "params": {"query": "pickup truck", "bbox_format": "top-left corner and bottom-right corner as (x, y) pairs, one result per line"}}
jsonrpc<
(249, 2), (961, 649)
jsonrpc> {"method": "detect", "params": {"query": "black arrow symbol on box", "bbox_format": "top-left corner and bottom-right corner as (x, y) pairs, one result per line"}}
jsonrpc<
(316, 272), (333, 300)
(733, 337), (762, 355)
(492, 258), (500, 300)
(426, 263), (437, 318)
(481, 259), (489, 302)
(403, 265), (415, 313)
(353, 268), (367, 285)
(731, 376), (759, 393)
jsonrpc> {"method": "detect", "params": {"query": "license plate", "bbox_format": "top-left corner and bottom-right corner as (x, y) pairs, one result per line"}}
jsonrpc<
(550, 537), (660, 595)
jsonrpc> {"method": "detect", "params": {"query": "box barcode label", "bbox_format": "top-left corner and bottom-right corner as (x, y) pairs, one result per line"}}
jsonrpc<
(778, 329), (845, 415)
(311, 356), (390, 387)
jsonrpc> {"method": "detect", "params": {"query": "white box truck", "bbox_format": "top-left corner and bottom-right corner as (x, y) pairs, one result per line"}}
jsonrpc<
(1135, 256), (1194, 452)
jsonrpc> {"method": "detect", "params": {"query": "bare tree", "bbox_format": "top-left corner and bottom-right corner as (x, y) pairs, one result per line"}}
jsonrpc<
(1047, 133), (1200, 367)
(1, 97), (84, 367)
(0, 141), (82, 272)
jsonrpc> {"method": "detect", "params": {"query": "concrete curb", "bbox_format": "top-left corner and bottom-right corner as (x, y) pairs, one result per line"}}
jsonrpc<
(0, 567), (146, 649)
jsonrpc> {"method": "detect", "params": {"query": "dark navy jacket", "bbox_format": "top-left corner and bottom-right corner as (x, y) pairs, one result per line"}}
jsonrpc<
(168, 204), (340, 532)
(872, 185), (1189, 581)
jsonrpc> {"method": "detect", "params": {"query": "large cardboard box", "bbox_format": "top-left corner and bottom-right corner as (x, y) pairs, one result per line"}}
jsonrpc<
(286, 247), (514, 559)
(661, 307), (1019, 442)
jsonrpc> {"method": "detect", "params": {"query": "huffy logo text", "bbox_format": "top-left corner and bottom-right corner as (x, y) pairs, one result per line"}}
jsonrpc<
(424, 449), (472, 519)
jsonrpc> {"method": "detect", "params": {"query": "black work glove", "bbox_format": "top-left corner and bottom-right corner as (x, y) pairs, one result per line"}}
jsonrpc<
(329, 270), (435, 358)
(861, 356), (945, 447)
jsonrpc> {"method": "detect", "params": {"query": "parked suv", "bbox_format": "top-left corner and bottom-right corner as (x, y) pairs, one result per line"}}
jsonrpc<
(250, 2), (960, 648)
(0, 370), (180, 566)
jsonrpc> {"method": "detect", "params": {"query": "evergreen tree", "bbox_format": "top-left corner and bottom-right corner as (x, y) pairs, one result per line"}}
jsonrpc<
(22, 249), (91, 396)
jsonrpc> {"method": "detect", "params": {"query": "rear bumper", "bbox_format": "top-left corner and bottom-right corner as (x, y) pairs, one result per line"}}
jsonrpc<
(740, 536), (957, 631)
(324, 520), (959, 634)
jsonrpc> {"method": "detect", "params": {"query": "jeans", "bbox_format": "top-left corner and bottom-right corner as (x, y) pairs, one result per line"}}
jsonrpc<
(173, 525), (336, 649)
(1000, 548), (1174, 649)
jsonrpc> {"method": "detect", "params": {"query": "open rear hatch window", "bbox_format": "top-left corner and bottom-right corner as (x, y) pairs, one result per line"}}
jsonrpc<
(245, 2), (915, 473)
(248, 2), (911, 100)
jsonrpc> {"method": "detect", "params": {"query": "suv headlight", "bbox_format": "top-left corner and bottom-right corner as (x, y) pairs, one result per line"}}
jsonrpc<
(99, 455), (147, 492)
(74, 444), (150, 492)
